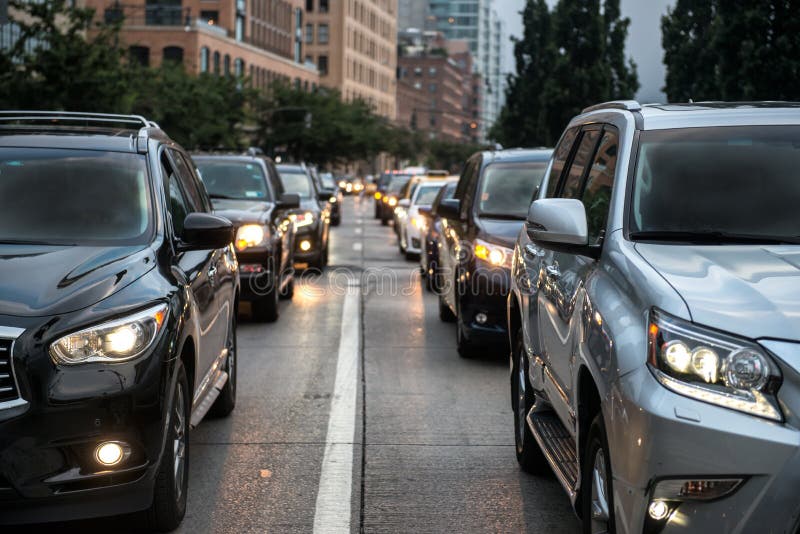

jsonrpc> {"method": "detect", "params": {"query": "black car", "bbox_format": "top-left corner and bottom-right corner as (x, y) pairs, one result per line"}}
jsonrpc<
(374, 172), (393, 219)
(319, 172), (342, 226)
(276, 164), (331, 269)
(0, 112), (238, 530)
(436, 149), (553, 357)
(379, 173), (412, 225)
(419, 181), (458, 292)
(193, 154), (300, 322)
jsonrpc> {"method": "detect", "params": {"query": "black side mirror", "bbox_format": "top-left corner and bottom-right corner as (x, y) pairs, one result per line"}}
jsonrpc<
(437, 198), (461, 220)
(277, 193), (301, 209)
(318, 188), (335, 201)
(179, 213), (233, 251)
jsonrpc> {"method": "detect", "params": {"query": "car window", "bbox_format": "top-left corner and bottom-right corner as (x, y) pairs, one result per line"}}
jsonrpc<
(414, 185), (443, 205)
(321, 173), (336, 189)
(387, 175), (411, 194)
(196, 160), (272, 202)
(0, 148), (151, 245)
(169, 149), (206, 212)
(162, 153), (191, 236)
(545, 126), (580, 198)
(476, 161), (548, 219)
(560, 129), (601, 199)
(277, 168), (313, 198)
(581, 128), (619, 244)
(431, 182), (457, 216)
(458, 157), (480, 218)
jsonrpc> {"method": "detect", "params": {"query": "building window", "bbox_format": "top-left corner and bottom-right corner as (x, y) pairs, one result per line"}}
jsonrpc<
(235, 14), (244, 41)
(224, 54), (231, 76)
(199, 46), (209, 72)
(200, 10), (218, 25)
(305, 23), (313, 43)
(306, 0), (313, 11)
(319, 0), (328, 12)
(429, 115), (436, 127)
(429, 83), (437, 92)
(429, 67), (437, 76)
(129, 45), (150, 67)
(213, 51), (221, 74)
(235, 58), (244, 77)
(318, 24), (328, 44)
(295, 8), (303, 62)
(163, 46), (183, 65)
(414, 67), (422, 76)
(318, 55), (328, 76)
(413, 81), (421, 90)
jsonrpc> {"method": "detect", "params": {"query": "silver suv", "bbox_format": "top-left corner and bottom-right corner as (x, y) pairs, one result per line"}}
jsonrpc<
(508, 101), (800, 533)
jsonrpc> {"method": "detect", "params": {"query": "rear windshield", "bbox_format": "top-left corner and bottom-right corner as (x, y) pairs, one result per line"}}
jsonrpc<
(388, 176), (411, 194)
(321, 173), (336, 189)
(631, 126), (800, 240)
(278, 168), (314, 199)
(477, 162), (548, 219)
(414, 185), (443, 205)
(195, 160), (271, 201)
(0, 148), (151, 245)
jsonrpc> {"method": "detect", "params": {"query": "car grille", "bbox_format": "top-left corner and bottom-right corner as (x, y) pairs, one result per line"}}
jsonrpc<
(0, 339), (19, 403)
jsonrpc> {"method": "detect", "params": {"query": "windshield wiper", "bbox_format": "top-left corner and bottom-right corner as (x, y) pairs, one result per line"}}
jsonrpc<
(630, 230), (800, 245)
(479, 213), (526, 221)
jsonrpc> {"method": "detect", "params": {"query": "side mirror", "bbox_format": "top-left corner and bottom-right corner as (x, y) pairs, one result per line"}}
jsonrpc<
(526, 199), (599, 258)
(180, 213), (233, 251)
(278, 193), (301, 209)
(318, 188), (335, 201)
(437, 198), (461, 220)
(398, 198), (411, 208)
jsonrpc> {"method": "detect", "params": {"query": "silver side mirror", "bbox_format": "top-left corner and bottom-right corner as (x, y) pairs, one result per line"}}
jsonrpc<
(526, 198), (588, 245)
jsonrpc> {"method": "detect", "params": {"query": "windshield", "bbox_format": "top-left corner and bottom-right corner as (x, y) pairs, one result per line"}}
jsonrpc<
(0, 148), (151, 245)
(477, 162), (548, 218)
(321, 173), (336, 189)
(387, 176), (411, 194)
(414, 185), (443, 205)
(631, 126), (800, 241)
(195, 160), (271, 201)
(278, 168), (314, 198)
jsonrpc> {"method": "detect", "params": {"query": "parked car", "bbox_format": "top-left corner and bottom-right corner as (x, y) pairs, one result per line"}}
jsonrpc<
(393, 171), (450, 237)
(0, 111), (238, 530)
(419, 181), (458, 292)
(276, 164), (331, 269)
(193, 153), (299, 322)
(379, 173), (412, 225)
(320, 172), (343, 226)
(397, 178), (455, 260)
(509, 101), (800, 534)
(375, 171), (402, 219)
(437, 148), (552, 358)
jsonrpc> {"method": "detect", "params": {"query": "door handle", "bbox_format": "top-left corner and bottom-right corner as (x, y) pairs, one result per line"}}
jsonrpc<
(545, 264), (561, 279)
(524, 244), (541, 258)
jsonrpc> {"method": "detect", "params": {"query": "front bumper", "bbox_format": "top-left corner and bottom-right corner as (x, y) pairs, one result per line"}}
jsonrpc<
(0, 314), (174, 523)
(610, 364), (800, 533)
(459, 264), (511, 346)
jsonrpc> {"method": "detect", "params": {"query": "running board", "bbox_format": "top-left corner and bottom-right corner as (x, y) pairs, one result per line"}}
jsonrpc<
(190, 371), (228, 428)
(527, 411), (579, 500)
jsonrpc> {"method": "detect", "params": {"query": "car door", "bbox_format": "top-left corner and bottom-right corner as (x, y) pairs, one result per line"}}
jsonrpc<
(442, 157), (479, 312)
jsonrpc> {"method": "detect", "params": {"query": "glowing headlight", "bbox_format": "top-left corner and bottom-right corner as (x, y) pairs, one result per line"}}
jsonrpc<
(411, 216), (427, 231)
(388, 197), (397, 207)
(648, 309), (783, 421)
(329, 196), (337, 203)
(50, 304), (168, 365)
(375, 192), (382, 200)
(474, 239), (512, 268)
(290, 211), (315, 228)
(339, 180), (347, 189)
(235, 224), (267, 251)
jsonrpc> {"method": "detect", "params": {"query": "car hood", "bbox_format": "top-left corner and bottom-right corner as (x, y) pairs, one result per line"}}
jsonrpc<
(636, 243), (800, 341)
(0, 244), (155, 317)
(211, 199), (274, 225)
(478, 218), (526, 249)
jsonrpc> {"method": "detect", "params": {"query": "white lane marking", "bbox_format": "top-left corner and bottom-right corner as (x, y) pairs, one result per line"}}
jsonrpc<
(355, 228), (362, 235)
(313, 284), (360, 534)
(352, 242), (363, 251)
(356, 218), (363, 224)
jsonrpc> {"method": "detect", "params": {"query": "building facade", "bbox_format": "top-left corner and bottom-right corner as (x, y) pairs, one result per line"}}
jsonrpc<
(303, 0), (397, 118)
(81, 0), (319, 91)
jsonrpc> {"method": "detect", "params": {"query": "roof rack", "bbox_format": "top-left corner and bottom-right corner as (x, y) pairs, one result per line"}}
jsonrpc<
(0, 111), (151, 129)
(581, 100), (642, 114)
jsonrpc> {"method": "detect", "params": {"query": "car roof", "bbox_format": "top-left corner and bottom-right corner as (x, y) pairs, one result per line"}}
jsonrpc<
(0, 131), (144, 153)
(482, 148), (554, 164)
(276, 163), (306, 172)
(193, 154), (267, 164)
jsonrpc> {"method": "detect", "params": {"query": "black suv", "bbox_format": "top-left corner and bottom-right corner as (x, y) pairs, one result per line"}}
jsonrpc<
(193, 152), (300, 322)
(436, 149), (552, 357)
(0, 112), (239, 530)
(276, 163), (331, 269)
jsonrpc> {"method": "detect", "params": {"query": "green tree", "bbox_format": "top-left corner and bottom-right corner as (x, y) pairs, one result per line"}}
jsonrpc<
(661, 0), (719, 101)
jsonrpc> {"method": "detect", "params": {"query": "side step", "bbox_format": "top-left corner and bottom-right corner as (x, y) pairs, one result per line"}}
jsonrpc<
(527, 411), (579, 499)
(190, 371), (228, 428)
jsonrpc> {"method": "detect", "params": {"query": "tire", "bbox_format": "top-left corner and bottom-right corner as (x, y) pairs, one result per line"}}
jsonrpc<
(146, 362), (189, 532)
(210, 313), (237, 417)
(331, 215), (341, 227)
(252, 285), (279, 322)
(581, 414), (615, 534)
(438, 293), (456, 322)
(280, 277), (294, 300)
(405, 250), (420, 261)
(512, 329), (549, 473)
(322, 245), (329, 266)
(381, 217), (388, 226)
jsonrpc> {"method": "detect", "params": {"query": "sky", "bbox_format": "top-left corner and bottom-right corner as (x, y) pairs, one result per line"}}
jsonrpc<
(494, 0), (674, 102)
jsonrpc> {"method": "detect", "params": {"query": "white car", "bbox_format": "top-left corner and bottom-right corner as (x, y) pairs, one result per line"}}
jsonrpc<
(397, 178), (455, 260)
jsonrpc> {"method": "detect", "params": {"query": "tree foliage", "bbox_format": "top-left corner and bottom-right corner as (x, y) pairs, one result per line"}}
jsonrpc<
(662, 0), (800, 101)
(491, 0), (638, 147)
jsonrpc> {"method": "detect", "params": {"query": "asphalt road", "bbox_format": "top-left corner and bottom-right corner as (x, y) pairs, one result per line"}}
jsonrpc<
(20, 196), (579, 533)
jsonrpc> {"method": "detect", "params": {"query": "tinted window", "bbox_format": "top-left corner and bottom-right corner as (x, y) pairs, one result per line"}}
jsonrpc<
(477, 161), (548, 219)
(631, 126), (800, 241)
(582, 129), (619, 244)
(458, 157), (480, 218)
(170, 150), (208, 211)
(278, 168), (313, 198)
(546, 126), (580, 197)
(561, 129), (601, 199)
(321, 173), (336, 188)
(196, 160), (272, 201)
(162, 156), (191, 236)
(0, 148), (151, 245)
(414, 185), (444, 205)
(432, 182), (457, 216)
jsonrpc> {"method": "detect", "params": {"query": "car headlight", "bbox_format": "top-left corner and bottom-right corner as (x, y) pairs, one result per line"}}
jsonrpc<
(290, 211), (315, 228)
(329, 196), (337, 203)
(388, 197), (397, 207)
(235, 224), (268, 251)
(411, 216), (427, 231)
(474, 239), (513, 268)
(50, 304), (168, 365)
(648, 309), (783, 421)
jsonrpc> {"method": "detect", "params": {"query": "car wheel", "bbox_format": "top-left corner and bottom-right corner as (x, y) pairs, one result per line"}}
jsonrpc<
(381, 217), (388, 226)
(512, 329), (548, 473)
(323, 245), (329, 266)
(280, 277), (294, 300)
(210, 313), (237, 417)
(331, 216), (341, 227)
(146, 362), (189, 532)
(252, 284), (279, 322)
(438, 293), (456, 322)
(581, 414), (615, 534)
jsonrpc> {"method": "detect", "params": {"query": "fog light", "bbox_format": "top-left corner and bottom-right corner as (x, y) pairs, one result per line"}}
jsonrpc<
(300, 240), (312, 252)
(475, 312), (488, 324)
(648, 500), (670, 520)
(653, 478), (743, 501)
(95, 442), (125, 466)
